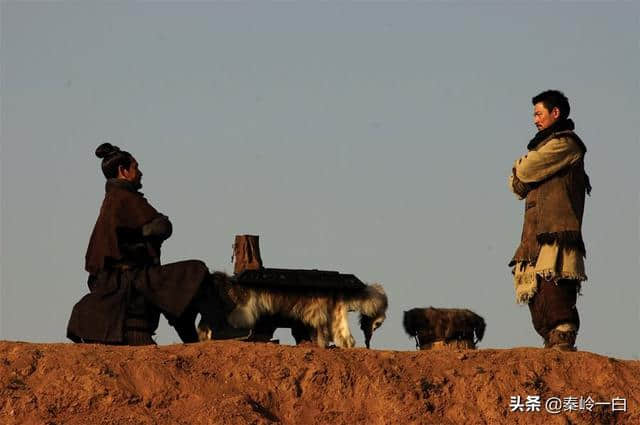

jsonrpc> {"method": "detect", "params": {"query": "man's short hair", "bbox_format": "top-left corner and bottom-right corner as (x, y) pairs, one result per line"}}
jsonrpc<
(532, 90), (570, 120)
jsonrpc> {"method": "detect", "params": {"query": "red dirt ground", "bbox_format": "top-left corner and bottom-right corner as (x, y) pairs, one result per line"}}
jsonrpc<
(1, 340), (638, 425)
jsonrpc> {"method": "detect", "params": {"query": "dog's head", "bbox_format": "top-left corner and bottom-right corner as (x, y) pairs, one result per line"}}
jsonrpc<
(403, 308), (426, 337)
(359, 313), (385, 349)
(358, 283), (388, 348)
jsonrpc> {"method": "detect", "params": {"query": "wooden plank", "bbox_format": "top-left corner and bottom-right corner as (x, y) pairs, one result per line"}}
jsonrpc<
(233, 268), (366, 291)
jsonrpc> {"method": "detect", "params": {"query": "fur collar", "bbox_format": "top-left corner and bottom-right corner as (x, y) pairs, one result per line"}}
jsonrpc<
(527, 118), (577, 150)
(105, 178), (141, 194)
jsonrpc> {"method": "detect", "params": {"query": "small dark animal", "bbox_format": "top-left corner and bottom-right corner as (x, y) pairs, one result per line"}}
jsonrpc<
(403, 307), (486, 348)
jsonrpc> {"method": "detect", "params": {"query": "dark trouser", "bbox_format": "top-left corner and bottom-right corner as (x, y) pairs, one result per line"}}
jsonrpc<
(125, 284), (205, 345)
(528, 278), (580, 340)
(123, 289), (159, 346)
(68, 260), (209, 345)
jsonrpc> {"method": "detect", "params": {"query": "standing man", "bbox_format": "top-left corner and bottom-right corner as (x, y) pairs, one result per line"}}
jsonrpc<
(509, 90), (591, 351)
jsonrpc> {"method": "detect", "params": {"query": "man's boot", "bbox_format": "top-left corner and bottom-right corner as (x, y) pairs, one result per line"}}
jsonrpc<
(544, 323), (577, 351)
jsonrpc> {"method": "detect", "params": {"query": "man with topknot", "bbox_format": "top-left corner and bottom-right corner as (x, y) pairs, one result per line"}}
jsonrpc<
(67, 143), (212, 345)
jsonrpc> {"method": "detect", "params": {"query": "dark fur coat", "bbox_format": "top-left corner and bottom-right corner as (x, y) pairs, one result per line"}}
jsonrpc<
(67, 179), (207, 343)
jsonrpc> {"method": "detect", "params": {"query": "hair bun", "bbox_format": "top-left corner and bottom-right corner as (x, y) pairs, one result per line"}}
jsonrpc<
(95, 142), (121, 159)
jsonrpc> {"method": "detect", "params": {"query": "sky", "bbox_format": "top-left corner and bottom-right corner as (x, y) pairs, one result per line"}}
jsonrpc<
(1, 1), (638, 359)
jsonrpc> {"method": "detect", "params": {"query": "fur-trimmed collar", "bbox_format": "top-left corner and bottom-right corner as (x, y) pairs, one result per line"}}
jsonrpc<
(105, 178), (141, 194)
(528, 118), (578, 150)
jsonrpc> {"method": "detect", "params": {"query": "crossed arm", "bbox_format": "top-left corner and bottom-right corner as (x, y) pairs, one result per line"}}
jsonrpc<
(509, 137), (583, 199)
(142, 214), (172, 240)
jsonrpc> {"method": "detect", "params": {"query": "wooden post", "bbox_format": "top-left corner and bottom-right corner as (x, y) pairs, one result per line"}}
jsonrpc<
(233, 234), (263, 275)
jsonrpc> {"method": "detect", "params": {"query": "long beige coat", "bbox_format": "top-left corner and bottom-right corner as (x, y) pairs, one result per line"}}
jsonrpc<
(509, 135), (587, 303)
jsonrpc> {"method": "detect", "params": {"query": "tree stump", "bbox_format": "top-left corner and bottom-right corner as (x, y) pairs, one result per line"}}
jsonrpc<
(233, 234), (263, 275)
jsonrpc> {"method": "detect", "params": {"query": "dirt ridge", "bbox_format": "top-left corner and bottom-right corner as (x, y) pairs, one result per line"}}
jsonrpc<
(1, 340), (638, 424)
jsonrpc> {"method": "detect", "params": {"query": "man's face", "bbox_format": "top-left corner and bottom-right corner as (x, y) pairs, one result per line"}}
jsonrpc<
(533, 102), (560, 131)
(119, 159), (143, 189)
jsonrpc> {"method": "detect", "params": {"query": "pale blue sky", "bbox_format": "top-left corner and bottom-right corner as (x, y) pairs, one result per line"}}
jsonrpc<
(1, 1), (638, 358)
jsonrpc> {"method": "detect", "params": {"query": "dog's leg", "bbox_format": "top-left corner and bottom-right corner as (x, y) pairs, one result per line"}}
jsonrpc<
(331, 306), (355, 348)
(248, 316), (278, 342)
(197, 320), (212, 341)
(314, 324), (330, 348)
(291, 321), (313, 344)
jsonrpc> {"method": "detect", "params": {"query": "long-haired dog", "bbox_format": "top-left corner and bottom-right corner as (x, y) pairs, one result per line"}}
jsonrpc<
(403, 307), (485, 348)
(198, 272), (388, 348)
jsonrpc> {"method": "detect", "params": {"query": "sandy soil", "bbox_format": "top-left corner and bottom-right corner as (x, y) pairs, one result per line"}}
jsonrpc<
(1, 340), (638, 425)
